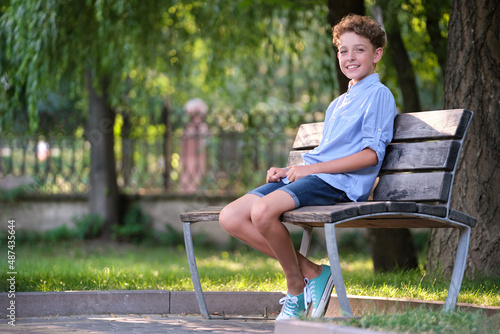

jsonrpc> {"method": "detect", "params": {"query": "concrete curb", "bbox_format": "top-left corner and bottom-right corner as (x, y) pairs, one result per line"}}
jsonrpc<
(1, 291), (498, 318)
(0, 291), (283, 318)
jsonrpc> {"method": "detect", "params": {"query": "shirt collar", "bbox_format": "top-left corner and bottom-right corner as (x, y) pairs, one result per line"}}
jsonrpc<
(347, 73), (380, 95)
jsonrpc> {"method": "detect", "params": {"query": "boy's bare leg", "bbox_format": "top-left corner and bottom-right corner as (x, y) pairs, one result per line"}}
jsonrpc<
(249, 190), (307, 295)
(219, 193), (322, 286)
(220, 194), (276, 258)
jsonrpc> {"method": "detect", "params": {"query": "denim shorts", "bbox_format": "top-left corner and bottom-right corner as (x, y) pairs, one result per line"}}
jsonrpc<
(247, 175), (351, 208)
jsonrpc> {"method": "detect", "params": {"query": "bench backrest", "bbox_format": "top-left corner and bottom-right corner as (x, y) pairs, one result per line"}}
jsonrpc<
(287, 109), (473, 210)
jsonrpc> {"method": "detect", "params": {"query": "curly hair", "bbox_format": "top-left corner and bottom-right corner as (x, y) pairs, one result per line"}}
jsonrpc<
(332, 14), (387, 50)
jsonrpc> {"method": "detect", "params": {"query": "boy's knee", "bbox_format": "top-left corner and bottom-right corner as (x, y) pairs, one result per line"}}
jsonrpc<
(219, 206), (233, 230)
(219, 204), (242, 234)
(250, 200), (274, 234)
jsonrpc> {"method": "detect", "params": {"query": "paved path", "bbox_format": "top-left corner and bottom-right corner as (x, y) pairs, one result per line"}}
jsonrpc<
(1, 314), (275, 334)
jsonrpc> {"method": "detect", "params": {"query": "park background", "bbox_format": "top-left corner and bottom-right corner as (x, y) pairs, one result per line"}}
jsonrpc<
(0, 0), (499, 325)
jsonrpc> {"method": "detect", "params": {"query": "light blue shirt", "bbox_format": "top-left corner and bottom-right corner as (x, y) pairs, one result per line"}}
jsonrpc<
(303, 73), (397, 201)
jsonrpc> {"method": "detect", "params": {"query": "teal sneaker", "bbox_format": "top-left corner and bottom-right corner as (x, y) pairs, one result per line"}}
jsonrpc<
(275, 279), (311, 322)
(309, 265), (335, 318)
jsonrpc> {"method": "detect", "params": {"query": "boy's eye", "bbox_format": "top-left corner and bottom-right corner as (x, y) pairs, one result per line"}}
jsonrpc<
(356, 48), (364, 52)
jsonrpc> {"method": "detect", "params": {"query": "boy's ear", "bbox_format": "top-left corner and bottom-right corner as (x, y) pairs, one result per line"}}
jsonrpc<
(373, 47), (383, 64)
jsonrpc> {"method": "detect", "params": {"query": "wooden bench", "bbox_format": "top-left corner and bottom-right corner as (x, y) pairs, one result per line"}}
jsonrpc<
(180, 109), (477, 319)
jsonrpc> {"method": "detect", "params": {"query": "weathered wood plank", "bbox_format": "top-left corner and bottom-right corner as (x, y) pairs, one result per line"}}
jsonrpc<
(180, 206), (223, 222)
(287, 214), (470, 229)
(333, 216), (464, 228)
(417, 203), (447, 217)
(282, 202), (392, 223)
(449, 210), (478, 227)
(373, 172), (453, 202)
(392, 109), (472, 142)
(281, 203), (359, 223)
(287, 150), (308, 166)
(292, 122), (323, 150)
(291, 110), (471, 150)
(385, 201), (418, 212)
(381, 140), (461, 172)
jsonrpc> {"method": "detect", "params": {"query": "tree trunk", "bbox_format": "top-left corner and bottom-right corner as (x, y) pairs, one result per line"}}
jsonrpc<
(369, 229), (418, 272)
(86, 70), (120, 237)
(427, 0), (500, 278)
(421, 0), (450, 74)
(327, 0), (365, 94)
(377, 0), (421, 113)
(121, 112), (133, 188)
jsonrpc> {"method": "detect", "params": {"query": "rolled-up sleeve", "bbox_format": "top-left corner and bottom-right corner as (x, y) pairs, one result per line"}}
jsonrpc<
(361, 88), (397, 164)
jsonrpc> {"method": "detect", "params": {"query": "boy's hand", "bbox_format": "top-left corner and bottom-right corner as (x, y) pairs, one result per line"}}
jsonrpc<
(286, 165), (316, 182)
(266, 167), (288, 183)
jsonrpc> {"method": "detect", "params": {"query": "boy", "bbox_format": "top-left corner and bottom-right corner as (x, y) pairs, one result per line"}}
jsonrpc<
(219, 14), (397, 320)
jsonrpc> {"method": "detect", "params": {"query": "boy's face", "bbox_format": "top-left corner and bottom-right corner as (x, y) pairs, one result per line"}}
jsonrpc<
(337, 32), (383, 85)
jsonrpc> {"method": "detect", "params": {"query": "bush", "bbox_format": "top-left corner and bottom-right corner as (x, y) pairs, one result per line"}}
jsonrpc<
(72, 214), (105, 239)
(113, 204), (152, 243)
(159, 224), (184, 247)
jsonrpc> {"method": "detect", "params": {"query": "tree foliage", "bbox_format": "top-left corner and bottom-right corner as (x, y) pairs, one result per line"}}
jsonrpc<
(0, 0), (169, 133)
(1, 0), (450, 133)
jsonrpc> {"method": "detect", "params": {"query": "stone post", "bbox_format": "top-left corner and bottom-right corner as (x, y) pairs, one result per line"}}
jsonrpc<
(180, 98), (209, 194)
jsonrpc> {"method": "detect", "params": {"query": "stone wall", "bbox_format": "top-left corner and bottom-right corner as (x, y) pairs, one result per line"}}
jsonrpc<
(0, 194), (236, 246)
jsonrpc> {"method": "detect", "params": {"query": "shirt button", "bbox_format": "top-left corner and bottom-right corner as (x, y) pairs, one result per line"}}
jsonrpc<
(378, 128), (381, 131)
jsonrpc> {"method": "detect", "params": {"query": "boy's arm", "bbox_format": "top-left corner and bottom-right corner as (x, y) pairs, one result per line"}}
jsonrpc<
(286, 148), (378, 183)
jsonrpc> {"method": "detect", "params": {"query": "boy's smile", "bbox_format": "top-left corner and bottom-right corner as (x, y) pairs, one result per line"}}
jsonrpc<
(337, 31), (383, 84)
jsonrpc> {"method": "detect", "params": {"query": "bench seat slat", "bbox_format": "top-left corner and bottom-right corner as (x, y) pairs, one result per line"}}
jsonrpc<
(449, 209), (478, 227)
(330, 216), (472, 228)
(179, 203), (475, 227)
(281, 201), (423, 224)
(417, 203), (447, 217)
(280, 202), (365, 223)
(283, 208), (475, 228)
(180, 206), (223, 223)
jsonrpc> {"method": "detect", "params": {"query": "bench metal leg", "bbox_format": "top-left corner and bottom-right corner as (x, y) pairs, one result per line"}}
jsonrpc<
(443, 226), (471, 312)
(324, 223), (353, 317)
(183, 222), (210, 318)
(299, 226), (313, 257)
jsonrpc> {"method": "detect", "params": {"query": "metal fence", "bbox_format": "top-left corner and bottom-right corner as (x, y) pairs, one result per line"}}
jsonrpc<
(0, 127), (295, 196)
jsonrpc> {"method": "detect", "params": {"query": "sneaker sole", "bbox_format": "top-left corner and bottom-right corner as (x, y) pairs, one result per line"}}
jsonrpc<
(310, 274), (335, 318)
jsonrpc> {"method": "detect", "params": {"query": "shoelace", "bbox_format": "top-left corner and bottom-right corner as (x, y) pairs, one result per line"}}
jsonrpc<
(308, 279), (319, 304)
(278, 295), (299, 316)
(279, 278), (312, 316)
(303, 278), (312, 313)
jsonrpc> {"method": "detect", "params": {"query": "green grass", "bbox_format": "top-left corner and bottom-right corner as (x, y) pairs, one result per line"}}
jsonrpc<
(333, 308), (500, 334)
(1, 241), (498, 309)
(0, 241), (287, 292)
(2, 241), (499, 333)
